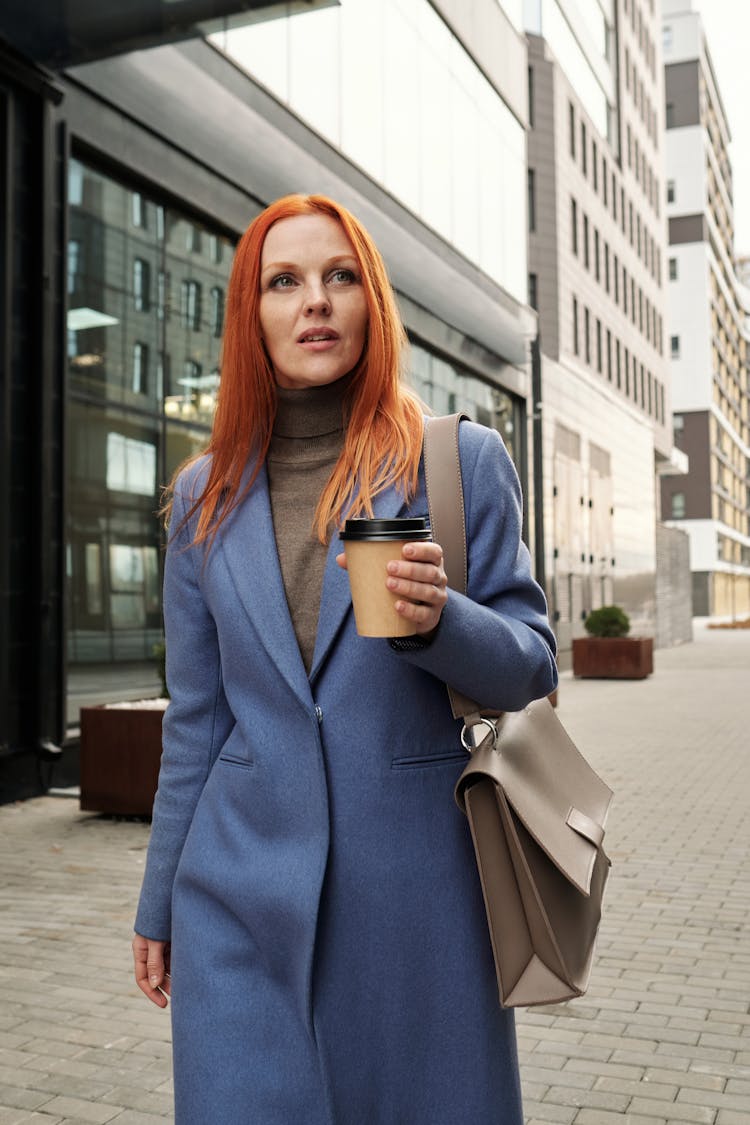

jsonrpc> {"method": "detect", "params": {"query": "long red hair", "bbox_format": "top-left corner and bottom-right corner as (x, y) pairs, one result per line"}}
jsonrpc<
(170, 193), (425, 546)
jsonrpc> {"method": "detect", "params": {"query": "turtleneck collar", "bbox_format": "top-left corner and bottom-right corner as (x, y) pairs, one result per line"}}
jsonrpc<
(272, 370), (356, 439)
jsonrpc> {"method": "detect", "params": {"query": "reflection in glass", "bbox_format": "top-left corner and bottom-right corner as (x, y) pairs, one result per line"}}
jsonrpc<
(407, 340), (521, 468)
(106, 432), (157, 496)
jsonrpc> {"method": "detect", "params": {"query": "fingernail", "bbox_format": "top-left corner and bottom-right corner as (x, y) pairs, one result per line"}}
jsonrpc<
(404, 545), (415, 556)
(387, 561), (398, 574)
(387, 578), (398, 589)
(150, 975), (160, 986)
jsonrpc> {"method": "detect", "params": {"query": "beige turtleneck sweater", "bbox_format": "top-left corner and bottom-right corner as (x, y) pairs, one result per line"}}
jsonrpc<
(266, 376), (350, 673)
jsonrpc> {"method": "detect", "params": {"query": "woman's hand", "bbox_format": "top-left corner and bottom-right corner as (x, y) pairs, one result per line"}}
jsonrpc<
(337, 541), (448, 635)
(132, 933), (171, 1008)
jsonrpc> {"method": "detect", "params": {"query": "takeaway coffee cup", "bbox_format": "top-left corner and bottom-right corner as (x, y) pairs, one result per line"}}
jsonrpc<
(340, 517), (431, 637)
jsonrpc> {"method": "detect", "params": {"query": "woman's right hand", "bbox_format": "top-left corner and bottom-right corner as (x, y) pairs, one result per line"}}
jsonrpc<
(132, 933), (171, 1008)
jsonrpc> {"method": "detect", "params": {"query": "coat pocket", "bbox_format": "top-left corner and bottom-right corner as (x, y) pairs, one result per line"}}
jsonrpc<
(217, 752), (255, 771)
(391, 749), (468, 771)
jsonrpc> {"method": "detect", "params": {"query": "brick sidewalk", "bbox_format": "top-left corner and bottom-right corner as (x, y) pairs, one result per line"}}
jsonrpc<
(0, 622), (748, 1123)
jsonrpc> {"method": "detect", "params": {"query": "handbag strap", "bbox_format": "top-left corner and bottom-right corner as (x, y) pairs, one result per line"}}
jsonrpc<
(423, 414), (484, 725)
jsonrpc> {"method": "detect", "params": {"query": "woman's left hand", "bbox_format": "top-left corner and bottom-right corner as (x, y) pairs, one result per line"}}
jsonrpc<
(337, 541), (448, 635)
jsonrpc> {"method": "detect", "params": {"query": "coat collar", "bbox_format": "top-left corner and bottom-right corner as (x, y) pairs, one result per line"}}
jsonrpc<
(218, 463), (412, 703)
(218, 462), (312, 707)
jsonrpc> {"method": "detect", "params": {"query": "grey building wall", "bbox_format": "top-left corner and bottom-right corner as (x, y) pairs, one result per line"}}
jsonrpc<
(656, 523), (693, 647)
(664, 60), (700, 128)
(661, 411), (712, 520)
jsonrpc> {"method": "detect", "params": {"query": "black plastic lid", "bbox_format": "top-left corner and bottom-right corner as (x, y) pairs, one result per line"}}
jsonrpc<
(339, 517), (430, 542)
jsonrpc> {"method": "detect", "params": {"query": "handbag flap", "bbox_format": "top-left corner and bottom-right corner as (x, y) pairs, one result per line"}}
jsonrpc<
(455, 697), (613, 896)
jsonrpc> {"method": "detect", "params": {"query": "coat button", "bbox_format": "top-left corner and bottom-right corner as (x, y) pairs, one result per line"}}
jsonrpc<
(314, 705), (323, 724)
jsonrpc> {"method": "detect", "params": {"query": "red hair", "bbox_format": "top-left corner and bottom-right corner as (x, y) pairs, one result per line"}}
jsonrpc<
(170, 194), (424, 546)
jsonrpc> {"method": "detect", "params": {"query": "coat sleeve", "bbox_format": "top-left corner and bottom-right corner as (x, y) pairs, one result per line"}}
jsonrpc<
(397, 421), (558, 711)
(134, 473), (235, 941)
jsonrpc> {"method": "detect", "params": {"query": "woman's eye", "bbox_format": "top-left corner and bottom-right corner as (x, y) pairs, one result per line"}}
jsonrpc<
(329, 268), (356, 284)
(269, 273), (296, 289)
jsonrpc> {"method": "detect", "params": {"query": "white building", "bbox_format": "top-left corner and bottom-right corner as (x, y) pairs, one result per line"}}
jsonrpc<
(661, 0), (750, 619)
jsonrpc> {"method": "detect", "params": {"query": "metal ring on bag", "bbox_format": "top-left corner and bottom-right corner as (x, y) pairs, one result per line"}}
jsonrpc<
(460, 716), (499, 753)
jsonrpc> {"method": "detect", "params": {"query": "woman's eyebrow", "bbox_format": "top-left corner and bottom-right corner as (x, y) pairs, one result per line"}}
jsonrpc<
(260, 259), (297, 276)
(261, 254), (358, 275)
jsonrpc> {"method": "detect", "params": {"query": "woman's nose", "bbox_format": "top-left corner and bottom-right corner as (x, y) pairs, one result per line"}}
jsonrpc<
(304, 283), (330, 315)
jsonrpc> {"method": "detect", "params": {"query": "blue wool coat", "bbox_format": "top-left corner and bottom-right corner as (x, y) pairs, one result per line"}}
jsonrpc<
(135, 420), (557, 1125)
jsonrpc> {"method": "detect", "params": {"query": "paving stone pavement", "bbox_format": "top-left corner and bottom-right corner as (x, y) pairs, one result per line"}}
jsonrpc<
(0, 622), (748, 1124)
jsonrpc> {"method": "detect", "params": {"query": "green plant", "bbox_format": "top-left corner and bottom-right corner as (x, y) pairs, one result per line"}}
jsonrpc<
(152, 640), (169, 699)
(584, 605), (630, 638)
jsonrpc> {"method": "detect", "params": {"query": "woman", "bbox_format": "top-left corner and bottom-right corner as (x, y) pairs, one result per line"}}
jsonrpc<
(133, 193), (557, 1124)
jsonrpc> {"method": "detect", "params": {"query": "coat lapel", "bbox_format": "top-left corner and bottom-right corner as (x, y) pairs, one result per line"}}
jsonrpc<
(218, 463), (312, 708)
(308, 480), (408, 683)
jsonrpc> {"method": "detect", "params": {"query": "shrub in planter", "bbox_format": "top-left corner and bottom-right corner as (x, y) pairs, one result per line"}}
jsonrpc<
(573, 605), (653, 680)
(584, 605), (630, 638)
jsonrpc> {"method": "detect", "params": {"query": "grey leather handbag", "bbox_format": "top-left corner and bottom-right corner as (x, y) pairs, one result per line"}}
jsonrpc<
(424, 414), (613, 1008)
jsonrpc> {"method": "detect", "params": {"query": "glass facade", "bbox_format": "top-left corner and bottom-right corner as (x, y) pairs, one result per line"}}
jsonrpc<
(408, 341), (521, 467)
(66, 159), (236, 679)
(209, 0), (527, 303)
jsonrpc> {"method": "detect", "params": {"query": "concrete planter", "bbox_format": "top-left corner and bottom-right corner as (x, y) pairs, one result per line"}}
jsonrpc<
(572, 636), (654, 680)
(79, 700), (167, 816)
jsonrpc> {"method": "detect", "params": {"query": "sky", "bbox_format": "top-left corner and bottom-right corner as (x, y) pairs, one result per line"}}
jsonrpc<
(691, 0), (750, 254)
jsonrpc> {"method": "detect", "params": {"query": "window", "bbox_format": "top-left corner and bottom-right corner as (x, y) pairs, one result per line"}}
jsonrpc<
(604, 243), (610, 293)
(614, 254), (619, 303)
(663, 25), (673, 51)
(583, 214), (590, 269)
(602, 158), (608, 206)
(569, 101), (576, 158)
(209, 234), (224, 264)
(596, 318), (602, 373)
(528, 169), (536, 232)
(612, 173), (617, 220)
(594, 229), (600, 282)
(210, 287), (225, 337)
(132, 343), (149, 395)
(573, 296), (579, 355)
(671, 492), (686, 518)
(616, 339), (622, 388)
(528, 273), (538, 310)
(671, 335), (680, 358)
(131, 192), (147, 228)
(581, 122), (587, 175)
(187, 224), (202, 254)
(528, 66), (535, 128)
(592, 141), (598, 191)
(181, 280), (202, 330)
(67, 240), (81, 296)
(669, 258), (677, 281)
(157, 271), (170, 321)
(606, 328), (612, 381)
(667, 180), (676, 203)
(623, 266), (628, 315)
(133, 259), (151, 312)
(584, 307), (591, 364)
(571, 198), (578, 255)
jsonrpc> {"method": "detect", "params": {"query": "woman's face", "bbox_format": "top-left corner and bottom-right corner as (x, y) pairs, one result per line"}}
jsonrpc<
(259, 213), (369, 390)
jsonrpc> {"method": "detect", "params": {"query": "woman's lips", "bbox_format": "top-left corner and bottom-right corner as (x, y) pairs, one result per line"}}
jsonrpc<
(297, 329), (340, 350)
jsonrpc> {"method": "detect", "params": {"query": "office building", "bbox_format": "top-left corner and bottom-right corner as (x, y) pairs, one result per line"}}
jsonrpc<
(660, 0), (750, 618)
(525, 0), (691, 655)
